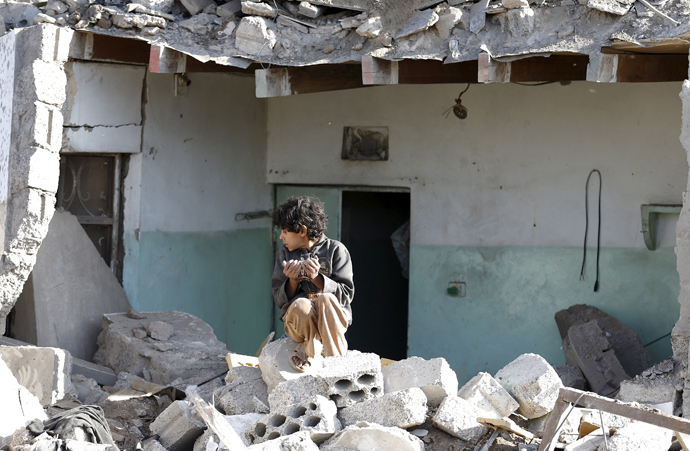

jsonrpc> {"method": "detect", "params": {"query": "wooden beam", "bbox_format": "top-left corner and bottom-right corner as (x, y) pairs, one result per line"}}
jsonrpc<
(588, 53), (688, 82)
(362, 55), (398, 85)
(149, 45), (187, 73)
(478, 52), (510, 83)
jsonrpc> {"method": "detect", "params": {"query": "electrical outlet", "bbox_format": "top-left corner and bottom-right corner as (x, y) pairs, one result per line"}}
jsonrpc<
(447, 282), (466, 297)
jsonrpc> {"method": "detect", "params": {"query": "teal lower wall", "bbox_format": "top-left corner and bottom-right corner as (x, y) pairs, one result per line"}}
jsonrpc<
(408, 245), (680, 385)
(126, 228), (274, 356)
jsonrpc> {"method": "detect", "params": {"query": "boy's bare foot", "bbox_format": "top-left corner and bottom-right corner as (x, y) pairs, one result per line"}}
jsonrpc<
(290, 343), (311, 372)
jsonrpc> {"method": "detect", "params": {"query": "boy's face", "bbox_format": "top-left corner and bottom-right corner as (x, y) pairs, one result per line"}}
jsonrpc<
(280, 227), (309, 252)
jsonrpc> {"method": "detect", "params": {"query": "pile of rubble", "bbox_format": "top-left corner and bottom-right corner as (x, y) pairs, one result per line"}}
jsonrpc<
(0, 306), (687, 451)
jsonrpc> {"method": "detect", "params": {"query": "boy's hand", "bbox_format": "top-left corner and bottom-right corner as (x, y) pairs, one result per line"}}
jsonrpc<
(282, 260), (302, 280)
(302, 257), (321, 281)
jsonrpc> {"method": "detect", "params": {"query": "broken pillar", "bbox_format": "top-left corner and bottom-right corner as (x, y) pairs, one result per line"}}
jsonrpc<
(382, 356), (458, 407)
(320, 422), (424, 451)
(555, 304), (651, 378)
(0, 344), (73, 406)
(12, 211), (131, 361)
(93, 310), (229, 385)
(150, 400), (206, 451)
(338, 387), (427, 429)
(431, 396), (489, 442)
(562, 321), (630, 397)
(245, 395), (340, 445)
(457, 372), (519, 420)
(0, 356), (47, 443)
(494, 353), (563, 419)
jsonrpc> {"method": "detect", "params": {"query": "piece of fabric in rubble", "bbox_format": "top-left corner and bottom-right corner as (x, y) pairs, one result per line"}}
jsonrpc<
(28, 406), (118, 451)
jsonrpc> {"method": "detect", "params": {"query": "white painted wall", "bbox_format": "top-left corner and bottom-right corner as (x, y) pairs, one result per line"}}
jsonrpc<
(0, 31), (15, 239)
(139, 72), (270, 233)
(266, 82), (687, 249)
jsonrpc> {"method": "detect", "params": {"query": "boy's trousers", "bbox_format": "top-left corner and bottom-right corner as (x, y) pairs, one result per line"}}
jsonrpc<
(284, 293), (350, 358)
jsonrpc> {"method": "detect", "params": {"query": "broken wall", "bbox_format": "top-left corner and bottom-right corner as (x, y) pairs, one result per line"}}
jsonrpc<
(266, 81), (686, 382)
(128, 71), (273, 355)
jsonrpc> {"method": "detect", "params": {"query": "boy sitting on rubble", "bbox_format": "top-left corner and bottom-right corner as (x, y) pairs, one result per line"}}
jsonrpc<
(271, 196), (354, 372)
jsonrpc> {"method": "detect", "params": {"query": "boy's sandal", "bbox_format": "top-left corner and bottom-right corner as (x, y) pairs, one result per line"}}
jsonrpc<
(289, 344), (311, 373)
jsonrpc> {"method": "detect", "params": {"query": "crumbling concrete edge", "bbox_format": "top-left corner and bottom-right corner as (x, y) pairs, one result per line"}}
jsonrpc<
(0, 24), (72, 330)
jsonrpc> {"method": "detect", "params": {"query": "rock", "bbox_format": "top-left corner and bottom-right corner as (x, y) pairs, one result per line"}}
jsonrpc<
(321, 422), (424, 451)
(338, 387), (427, 429)
(226, 365), (263, 384)
(395, 9), (439, 39)
(434, 7), (463, 40)
(247, 431), (319, 451)
(558, 25), (574, 38)
(356, 17), (382, 38)
(554, 364), (587, 391)
(217, 0), (241, 18)
(0, 357), (47, 440)
(133, 328), (147, 339)
(503, 7), (534, 36)
(214, 375), (269, 415)
(241, 1), (277, 18)
(432, 396), (489, 442)
(71, 374), (99, 403)
(458, 372), (519, 419)
(94, 311), (229, 386)
(246, 395), (340, 445)
(147, 321), (174, 341)
(31, 13), (56, 24)
(235, 16), (277, 56)
(598, 421), (672, 450)
(96, 18), (112, 28)
(382, 356), (458, 407)
(564, 434), (605, 451)
(45, 1), (68, 14)
(494, 353), (563, 419)
(258, 337), (324, 394)
(181, 0), (214, 16)
(150, 400), (206, 451)
(0, 345), (73, 406)
(111, 13), (165, 29)
(298, 1), (326, 18)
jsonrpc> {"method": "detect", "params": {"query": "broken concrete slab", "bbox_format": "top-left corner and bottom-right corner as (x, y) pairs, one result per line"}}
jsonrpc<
(246, 395), (340, 445)
(395, 9), (438, 39)
(242, 1), (277, 18)
(11, 211), (131, 361)
(382, 356), (458, 407)
(0, 345), (73, 406)
(150, 400), (206, 451)
(598, 420), (672, 450)
(586, 0), (634, 15)
(432, 395), (489, 442)
(555, 305), (651, 379)
(458, 372), (519, 419)
(617, 359), (680, 405)
(258, 337), (324, 394)
(563, 321), (630, 397)
(226, 365), (263, 384)
(338, 387), (427, 429)
(554, 364), (588, 391)
(494, 353), (563, 419)
(235, 16), (277, 56)
(94, 310), (229, 385)
(320, 422), (424, 451)
(268, 374), (331, 411)
(214, 374), (269, 415)
(0, 356), (47, 442)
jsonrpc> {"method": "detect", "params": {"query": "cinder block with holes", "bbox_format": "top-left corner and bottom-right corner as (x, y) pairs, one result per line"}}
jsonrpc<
(318, 351), (384, 408)
(338, 387), (427, 428)
(245, 395), (340, 445)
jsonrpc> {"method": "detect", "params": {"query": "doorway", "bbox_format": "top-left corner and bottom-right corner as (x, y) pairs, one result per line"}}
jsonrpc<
(341, 191), (410, 360)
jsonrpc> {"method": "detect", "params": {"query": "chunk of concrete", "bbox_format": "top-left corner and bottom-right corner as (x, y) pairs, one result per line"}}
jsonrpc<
(338, 387), (427, 429)
(528, 407), (582, 444)
(318, 350), (384, 408)
(395, 9), (439, 39)
(180, 0), (213, 15)
(226, 365), (263, 384)
(298, 1), (326, 18)
(94, 310), (229, 385)
(0, 345), (73, 406)
(432, 396), (489, 442)
(554, 364), (588, 391)
(0, 2), (41, 29)
(259, 337), (324, 393)
(150, 400), (206, 451)
(147, 321), (174, 341)
(247, 431), (319, 451)
(268, 374), (331, 411)
(494, 353), (563, 419)
(0, 357), (46, 443)
(71, 373), (98, 403)
(214, 375), (269, 415)
(564, 434), (605, 451)
(555, 305), (651, 378)
(321, 422), (424, 451)
(246, 395), (340, 445)
(617, 360), (680, 405)
(383, 356), (458, 407)
(597, 421), (672, 450)
(458, 372), (519, 419)
(241, 1), (277, 17)
(194, 413), (264, 448)
(434, 6), (463, 40)
(142, 440), (168, 451)
(235, 16), (277, 56)
(563, 321), (630, 397)
(580, 408), (632, 433)
(217, 0), (241, 17)
(12, 211), (131, 361)
(356, 17), (382, 38)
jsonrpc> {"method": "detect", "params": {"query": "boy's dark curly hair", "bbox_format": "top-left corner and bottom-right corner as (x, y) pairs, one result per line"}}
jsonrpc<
(273, 196), (328, 240)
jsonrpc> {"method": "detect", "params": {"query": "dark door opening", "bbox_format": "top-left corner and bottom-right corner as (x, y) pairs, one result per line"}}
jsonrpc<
(341, 191), (410, 360)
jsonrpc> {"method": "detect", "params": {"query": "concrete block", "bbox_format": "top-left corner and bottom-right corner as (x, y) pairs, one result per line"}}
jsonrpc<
(63, 124), (142, 154)
(458, 372), (519, 419)
(10, 146), (59, 196)
(71, 356), (117, 386)
(235, 16), (277, 56)
(0, 345), (72, 406)
(598, 421), (672, 451)
(564, 434), (605, 451)
(432, 396), (489, 442)
(16, 60), (67, 107)
(554, 364), (588, 391)
(395, 9), (439, 39)
(0, 2), (40, 30)
(226, 365), (262, 384)
(580, 408), (632, 433)
(555, 305), (651, 378)
(180, 0), (213, 15)
(12, 211), (131, 361)
(298, 1), (326, 18)
(247, 431), (319, 451)
(356, 17), (382, 38)
(18, 102), (63, 152)
(150, 400), (206, 451)
(214, 375), (269, 415)
(268, 374), (330, 411)
(563, 321), (630, 397)
(617, 359), (679, 405)
(528, 407), (582, 444)
(217, 0), (241, 17)
(94, 310), (228, 385)
(382, 356), (458, 407)
(0, 356), (47, 440)
(321, 422), (424, 451)
(494, 353), (563, 419)
(318, 350), (383, 408)
(241, 1), (277, 17)
(258, 337), (324, 394)
(246, 395), (340, 445)
(338, 387), (427, 429)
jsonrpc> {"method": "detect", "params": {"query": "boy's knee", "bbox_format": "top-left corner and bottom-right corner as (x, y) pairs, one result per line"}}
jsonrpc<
(286, 297), (312, 318)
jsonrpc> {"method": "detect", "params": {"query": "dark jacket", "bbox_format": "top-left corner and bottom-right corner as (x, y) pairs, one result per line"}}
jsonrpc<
(271, 235), (354, 325)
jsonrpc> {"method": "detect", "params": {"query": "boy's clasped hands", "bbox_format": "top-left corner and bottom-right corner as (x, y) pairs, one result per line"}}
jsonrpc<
(282, 256), (320, 281)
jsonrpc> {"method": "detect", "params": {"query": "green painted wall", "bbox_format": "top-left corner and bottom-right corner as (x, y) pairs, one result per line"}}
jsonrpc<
(130, 227), (274, 355)
(408, 244), (680, 385)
